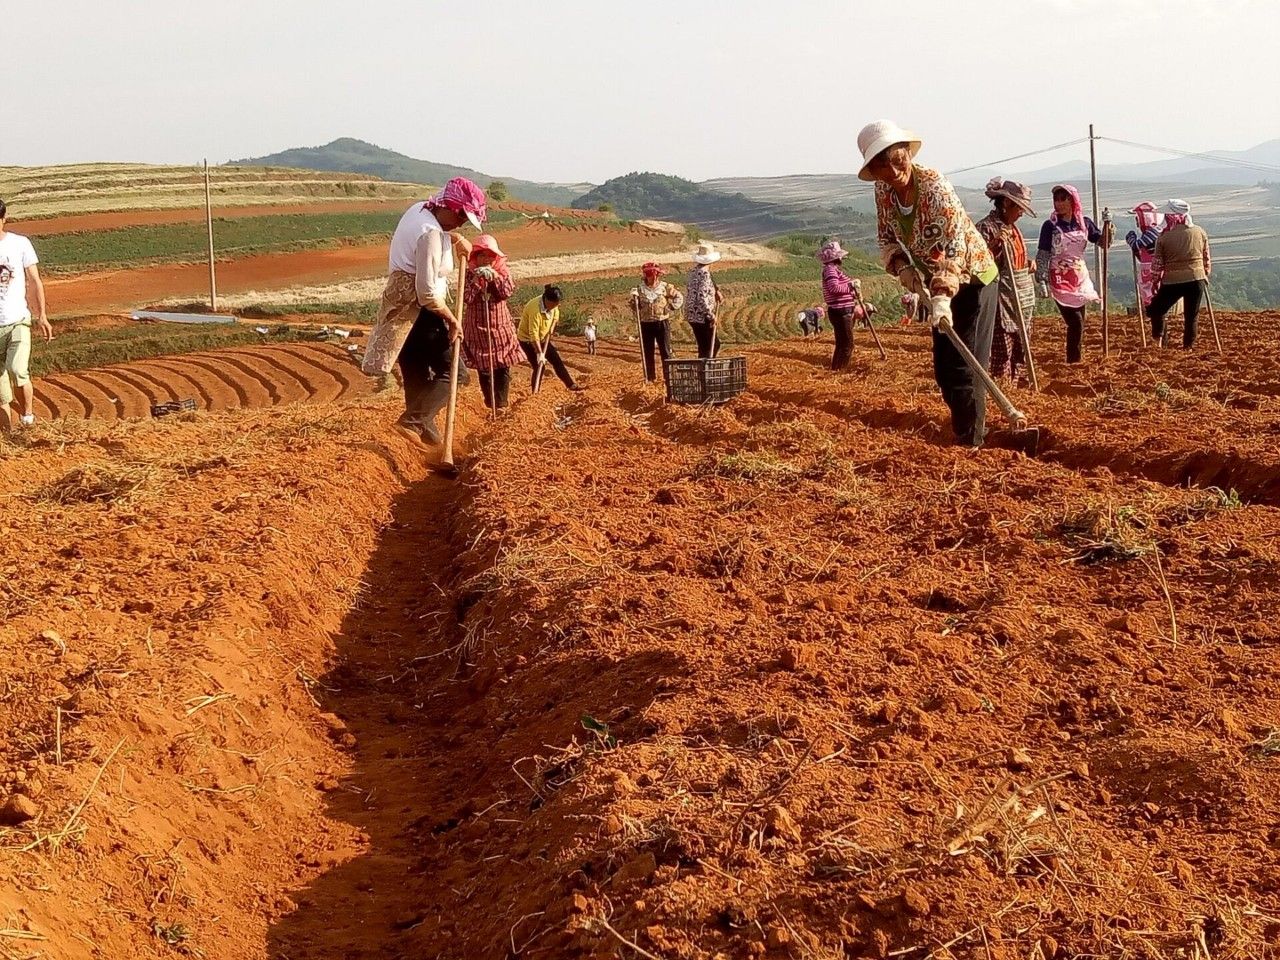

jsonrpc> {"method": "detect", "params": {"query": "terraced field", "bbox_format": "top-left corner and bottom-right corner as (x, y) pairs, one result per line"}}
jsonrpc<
(32, 342), (369, 420)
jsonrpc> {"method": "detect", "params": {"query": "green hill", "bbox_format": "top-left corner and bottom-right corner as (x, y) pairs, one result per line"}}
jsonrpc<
(228, 138), (592, 208)
(573, 172), (875, 243)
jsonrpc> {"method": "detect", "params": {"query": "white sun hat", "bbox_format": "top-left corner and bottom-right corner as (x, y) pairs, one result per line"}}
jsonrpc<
(857, 120), (923, 182)
(692, 241), (722, 265)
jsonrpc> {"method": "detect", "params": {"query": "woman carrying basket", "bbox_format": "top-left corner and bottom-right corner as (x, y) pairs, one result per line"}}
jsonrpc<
(976, 178), (1037, 383)
(462, 234), (524, 412)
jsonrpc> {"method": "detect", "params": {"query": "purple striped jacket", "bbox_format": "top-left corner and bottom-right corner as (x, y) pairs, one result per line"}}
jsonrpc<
(821, 263), (859, 311)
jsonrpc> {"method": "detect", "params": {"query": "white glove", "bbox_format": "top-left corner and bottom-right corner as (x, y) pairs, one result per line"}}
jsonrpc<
(929, 295), (953, 330)
(473, 265), (498, 282)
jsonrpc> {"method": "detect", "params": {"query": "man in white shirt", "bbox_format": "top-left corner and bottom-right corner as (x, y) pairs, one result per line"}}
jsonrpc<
(0, 199), (52, 428)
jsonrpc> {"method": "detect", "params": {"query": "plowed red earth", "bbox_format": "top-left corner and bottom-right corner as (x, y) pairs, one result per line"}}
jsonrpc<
(2, 312), (1279, 960)
(44, 221), (680, 317)
(33, 342), (370, 420)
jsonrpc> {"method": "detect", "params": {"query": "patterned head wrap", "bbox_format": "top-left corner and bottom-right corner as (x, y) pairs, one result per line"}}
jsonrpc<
(1051, 184), (1086, 231)
(641, 261), (666, 279)
(427, 177), (487, 229)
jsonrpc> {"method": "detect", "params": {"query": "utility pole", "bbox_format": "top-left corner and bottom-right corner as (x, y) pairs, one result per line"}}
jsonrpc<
(202, 160), (217, 312)
(1088, 125), (1102, 303)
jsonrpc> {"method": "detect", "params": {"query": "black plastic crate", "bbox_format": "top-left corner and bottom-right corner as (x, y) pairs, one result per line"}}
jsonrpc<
(663, 356), (747, 405)
(150, 398), (198, 418)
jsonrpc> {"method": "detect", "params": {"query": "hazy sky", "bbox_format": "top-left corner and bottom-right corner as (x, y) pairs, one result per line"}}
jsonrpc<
(8, 0), (1278, 183)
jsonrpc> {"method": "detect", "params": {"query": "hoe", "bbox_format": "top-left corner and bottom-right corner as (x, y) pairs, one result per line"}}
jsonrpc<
(433, 260), (466, 478)
(934, 305), (1040, 455)
(852, 286), (887, 360)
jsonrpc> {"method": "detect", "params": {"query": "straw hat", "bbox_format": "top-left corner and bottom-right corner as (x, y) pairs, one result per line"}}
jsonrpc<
(692, 241), (722, 265)
(984, 177), (1036, 217)
(856, 120), (922, 182)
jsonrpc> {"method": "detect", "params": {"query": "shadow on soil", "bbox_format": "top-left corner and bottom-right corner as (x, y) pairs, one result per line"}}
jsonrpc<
(266, 468), (684, 959)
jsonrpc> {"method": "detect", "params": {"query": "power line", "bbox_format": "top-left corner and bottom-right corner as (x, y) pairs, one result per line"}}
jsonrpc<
(944, 138), (1090, 177)
(697, 137), (1096, 231)
(1098, 136), (1280, 176)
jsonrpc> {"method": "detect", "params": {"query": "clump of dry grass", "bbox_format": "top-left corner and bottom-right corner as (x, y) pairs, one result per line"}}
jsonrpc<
(1092, 381), (1199, 414)
(1055, 501), (1153, 563)
(31, 464), (155, 505)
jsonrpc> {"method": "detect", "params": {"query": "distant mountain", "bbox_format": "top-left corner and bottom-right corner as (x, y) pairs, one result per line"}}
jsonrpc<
(953, 138), (1280, 189)
(228, 138), (593, 207)
(574, 172), (876, 243)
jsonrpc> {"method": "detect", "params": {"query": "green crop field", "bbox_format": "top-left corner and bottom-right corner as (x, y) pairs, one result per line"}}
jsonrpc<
(231, 254), (905, 346)
(31, 209), (528, 274)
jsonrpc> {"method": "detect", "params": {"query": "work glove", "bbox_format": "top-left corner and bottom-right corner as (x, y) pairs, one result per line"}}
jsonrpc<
(929, 295), (953, 331)
(474, 265), (497, 282)
(897, 265), (926, 299)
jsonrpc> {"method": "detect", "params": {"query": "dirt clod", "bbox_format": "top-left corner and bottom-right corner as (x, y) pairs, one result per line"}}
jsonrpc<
(0, 794), (39, 825)
(779, 644), (816, 672)
(765, 924), (791, 949)
(901, 884), (931, 917)
(1006, 747), (1034, 771)
(765, 805), (801, 844)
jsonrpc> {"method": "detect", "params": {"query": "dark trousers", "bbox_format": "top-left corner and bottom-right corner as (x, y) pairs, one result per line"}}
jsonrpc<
(587, 340), (597, 355)
(933, 280), (997, 445)
(1055, 303), (1086, 363)
(691, 322), (720, 359)
(829, 306), (855, 370)
(399, 308), (468, 419)
(640, 320), (672, 381)
(1149, 279), (1205, 348)
(477, 367), (511, 409)
(520, 340), (575, 389)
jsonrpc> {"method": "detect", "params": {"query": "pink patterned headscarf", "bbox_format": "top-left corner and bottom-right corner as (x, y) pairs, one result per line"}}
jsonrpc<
(427, 177), (487, 227)
(1051, 184), (1085, 232)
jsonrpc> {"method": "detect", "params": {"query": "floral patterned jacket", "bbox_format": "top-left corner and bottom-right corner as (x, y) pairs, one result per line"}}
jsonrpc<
(875, 164), (996, 298)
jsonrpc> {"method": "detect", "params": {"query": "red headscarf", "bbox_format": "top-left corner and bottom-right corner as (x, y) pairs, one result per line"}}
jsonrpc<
(641, 261), (666, 281)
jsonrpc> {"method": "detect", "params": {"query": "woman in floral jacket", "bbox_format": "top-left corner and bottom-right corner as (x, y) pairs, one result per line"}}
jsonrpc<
(859, 120), (998, 447)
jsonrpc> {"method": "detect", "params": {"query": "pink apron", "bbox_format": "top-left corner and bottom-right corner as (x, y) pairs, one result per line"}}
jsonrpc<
(1048, 224), (1100, 310)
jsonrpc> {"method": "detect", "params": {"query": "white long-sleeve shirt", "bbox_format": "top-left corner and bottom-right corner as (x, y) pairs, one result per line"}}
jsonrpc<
(388, 203), (454, 309)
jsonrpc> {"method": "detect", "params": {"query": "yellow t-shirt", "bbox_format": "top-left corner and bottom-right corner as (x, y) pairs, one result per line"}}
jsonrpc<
(518, 296), (559, 343)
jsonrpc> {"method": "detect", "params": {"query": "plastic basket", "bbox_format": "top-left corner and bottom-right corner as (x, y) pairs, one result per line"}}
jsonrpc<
(150, 398), (198, 418)
(663, 356), (747, 405)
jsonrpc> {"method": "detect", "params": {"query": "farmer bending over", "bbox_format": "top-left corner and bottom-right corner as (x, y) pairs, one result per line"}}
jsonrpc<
(363, 178), (486, 444)
(518, 285), (582, 392)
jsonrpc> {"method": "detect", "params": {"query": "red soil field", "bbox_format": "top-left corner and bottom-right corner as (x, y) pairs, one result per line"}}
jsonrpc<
(43, 221), (682, 317)
(3, 315), (1278, 959)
